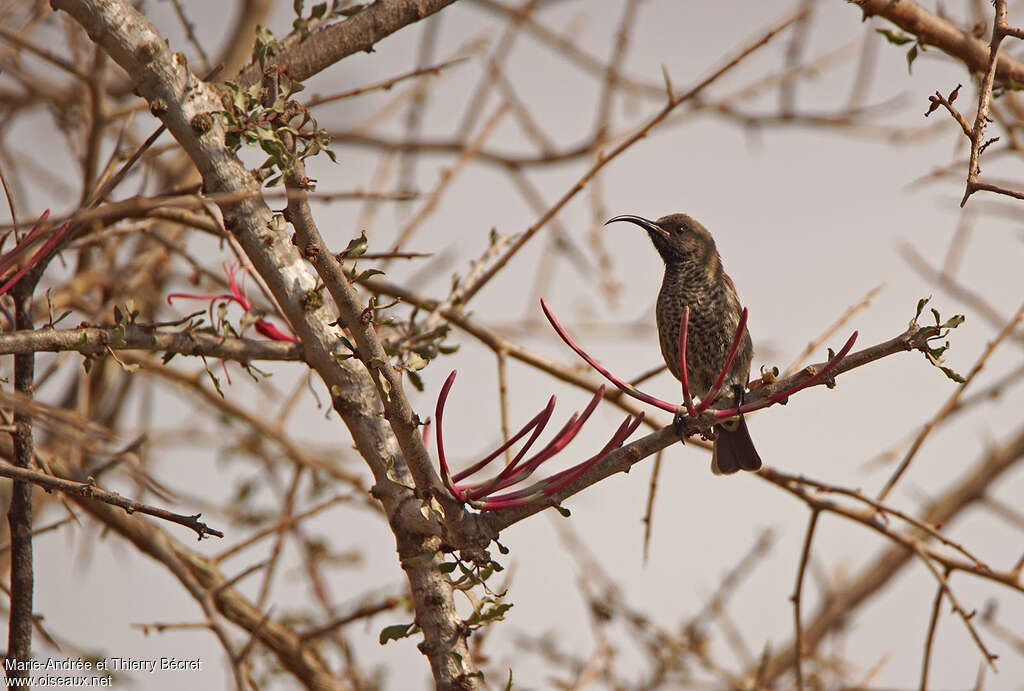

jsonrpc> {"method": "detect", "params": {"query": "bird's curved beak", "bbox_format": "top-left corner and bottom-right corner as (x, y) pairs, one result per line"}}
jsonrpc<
(604, 214), (670, 240)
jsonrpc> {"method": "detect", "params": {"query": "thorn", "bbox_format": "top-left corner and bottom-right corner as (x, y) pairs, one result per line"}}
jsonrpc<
(660, 64), (674, 101)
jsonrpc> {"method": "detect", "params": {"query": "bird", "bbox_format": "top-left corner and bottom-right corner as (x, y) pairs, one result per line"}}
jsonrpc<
(605, 213), (762, 474)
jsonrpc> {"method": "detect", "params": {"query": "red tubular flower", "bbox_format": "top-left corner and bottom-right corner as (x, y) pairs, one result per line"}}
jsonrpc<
(168, 262), (296, 341)
(433, 370), (643, 510)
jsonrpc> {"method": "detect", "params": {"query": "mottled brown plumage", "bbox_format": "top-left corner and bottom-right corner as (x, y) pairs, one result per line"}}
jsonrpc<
(606, 213), (762, 474)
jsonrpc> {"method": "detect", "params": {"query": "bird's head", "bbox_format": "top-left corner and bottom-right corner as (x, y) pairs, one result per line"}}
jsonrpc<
(604, 213), (717, 265)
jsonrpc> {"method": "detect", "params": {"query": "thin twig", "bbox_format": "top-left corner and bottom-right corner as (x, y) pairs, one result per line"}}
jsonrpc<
(877, 298), (1024, 501)
(791, 510), (819, 691)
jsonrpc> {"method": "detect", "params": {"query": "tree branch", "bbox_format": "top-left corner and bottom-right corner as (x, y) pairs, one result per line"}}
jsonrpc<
(0, 460), (223, 539)
(0, 325), (303, 361)
(455, 321), (954, 543)
(234, 0), (460, 86)
(855, 0), (1024, 85)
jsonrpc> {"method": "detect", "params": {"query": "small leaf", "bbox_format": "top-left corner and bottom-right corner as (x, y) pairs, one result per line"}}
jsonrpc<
(356, 268), (385, 282)
(876, 28), (914, 45)
(112, 323), (127, 349)
(405, 352), (427, 372)
(379, 623), (416, 645)
(408, 370), (424, 392)
(906, 43), (919, 73)
(554, 505), (571, 518)
(465, 602), (513, 626)
(914, 296), (931, 323)
(341, 232), (368, 259)
(207, 369), (225, 398)
(940, 365), (967, 383)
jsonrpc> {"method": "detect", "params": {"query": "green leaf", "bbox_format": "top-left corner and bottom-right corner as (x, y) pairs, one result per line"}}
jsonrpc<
(112, 323), (127, 349)
(876, 28), (914, 45)
(906, 43), (919, 73)
(943, 314), (966, 329)
(939, 365), (967, 383)
(311, 2), (327, 19)
(465, 602), (513, 627)
(379, 623), (416, 645)
(554, 505), (571, 518)
(341, 232), (368, 259)
(914, 296), (931, 323)
(408, 370), (424, 392)
(438, 561), (458, 573)
(504, 669), (514, 691)
(356, 268), (385, 282)
(207, 369), (225, 398)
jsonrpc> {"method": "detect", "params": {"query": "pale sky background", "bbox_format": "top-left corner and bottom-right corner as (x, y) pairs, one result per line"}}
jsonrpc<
(13, 0), (1024, 689)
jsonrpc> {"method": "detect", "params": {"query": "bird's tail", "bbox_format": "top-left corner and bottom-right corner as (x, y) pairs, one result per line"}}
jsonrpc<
(711, 415), (762, 475)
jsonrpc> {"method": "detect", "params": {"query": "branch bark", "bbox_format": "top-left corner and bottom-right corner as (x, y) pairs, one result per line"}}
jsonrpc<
(4, 288), (35, 682)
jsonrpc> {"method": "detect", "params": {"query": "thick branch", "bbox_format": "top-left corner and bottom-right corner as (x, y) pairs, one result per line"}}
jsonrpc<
(284, 160), (475, 685)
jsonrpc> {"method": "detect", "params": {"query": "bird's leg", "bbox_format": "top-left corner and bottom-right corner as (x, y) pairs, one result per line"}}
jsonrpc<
(672, 405), (689, 444)
(717, 384), (746, 431)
